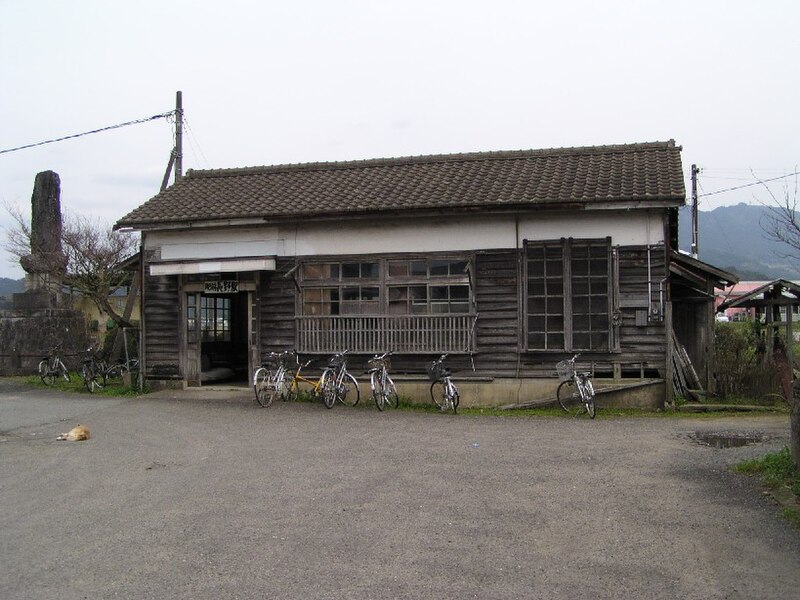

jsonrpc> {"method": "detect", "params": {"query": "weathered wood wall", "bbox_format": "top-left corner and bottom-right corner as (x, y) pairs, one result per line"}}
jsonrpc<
(142, 251), (181, 379)
(252, 246), (668, 379)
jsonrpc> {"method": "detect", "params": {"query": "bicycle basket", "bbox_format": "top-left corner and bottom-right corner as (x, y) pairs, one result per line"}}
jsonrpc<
(556, 360), (574, 382)
(369, 356), (391, 369)
(427, 361), (448, 382)
(328, 354), (344, 368)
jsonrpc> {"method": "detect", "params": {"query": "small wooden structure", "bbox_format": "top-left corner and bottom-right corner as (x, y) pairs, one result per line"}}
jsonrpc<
(718, 279), (800, 368)
(670, 251), (738, 396)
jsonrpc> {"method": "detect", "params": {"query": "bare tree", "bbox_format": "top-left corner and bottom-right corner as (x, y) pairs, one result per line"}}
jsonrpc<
(760, 173), (800, 261)
(758, 173), (800, 467)
(4, 202), (139, 328)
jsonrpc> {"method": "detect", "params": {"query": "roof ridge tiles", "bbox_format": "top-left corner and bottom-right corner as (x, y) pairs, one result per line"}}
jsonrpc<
(185, 140), (679, 179)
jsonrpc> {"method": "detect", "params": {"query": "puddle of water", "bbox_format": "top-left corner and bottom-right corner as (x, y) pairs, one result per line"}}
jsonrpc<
(691, 431), (766, 449)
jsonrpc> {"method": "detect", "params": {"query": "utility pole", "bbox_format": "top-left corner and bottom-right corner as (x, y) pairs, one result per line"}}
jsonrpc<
(691, 164), (699, 259)
(160, 91), (184, 191)
(175, 90), (183, 181)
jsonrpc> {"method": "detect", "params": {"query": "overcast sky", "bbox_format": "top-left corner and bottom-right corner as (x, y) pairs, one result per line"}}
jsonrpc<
(1, 0), (798, 279)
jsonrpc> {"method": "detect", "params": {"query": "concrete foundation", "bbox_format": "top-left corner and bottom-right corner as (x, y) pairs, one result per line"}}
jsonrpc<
(180, 375), (666, 410)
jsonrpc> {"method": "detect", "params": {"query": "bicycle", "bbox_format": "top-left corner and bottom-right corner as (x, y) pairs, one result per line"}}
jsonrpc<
(253, 351), (292, 407)
(556, 354), (596, 418)
(105, 358), (141, 387)
(38, 344), (71, 386)
(369, 351), (399, 411)
(284, 352), (325, 403)
(321, 350), (360, 409)
(80, 347), (108, 393)
(427, 354), (459, 414)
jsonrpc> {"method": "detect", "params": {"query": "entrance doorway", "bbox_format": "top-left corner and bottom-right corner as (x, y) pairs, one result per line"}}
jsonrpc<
(186, 291), (251, 386)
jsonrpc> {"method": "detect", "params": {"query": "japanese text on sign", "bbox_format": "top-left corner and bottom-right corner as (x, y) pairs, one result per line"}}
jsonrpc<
(204, 280), (238, 294)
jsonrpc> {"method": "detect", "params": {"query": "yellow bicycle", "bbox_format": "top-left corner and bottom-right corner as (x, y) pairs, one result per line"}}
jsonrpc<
(285, 351), (325, 402)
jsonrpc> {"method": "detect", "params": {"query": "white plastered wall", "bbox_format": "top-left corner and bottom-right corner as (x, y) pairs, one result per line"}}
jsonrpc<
(145, 210), (665, 261)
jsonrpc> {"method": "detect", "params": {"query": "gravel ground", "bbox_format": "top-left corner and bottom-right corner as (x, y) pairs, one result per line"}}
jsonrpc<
(1, 380), (798, 599)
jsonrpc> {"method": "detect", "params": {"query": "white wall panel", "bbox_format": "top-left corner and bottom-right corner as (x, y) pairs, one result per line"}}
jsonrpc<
(145, 211), (665, 259)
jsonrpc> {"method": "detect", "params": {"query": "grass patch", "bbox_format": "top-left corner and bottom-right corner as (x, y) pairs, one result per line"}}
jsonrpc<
(736, 448), (800, 528)
(24, 373), (146, 397)
(736, 448), (800, 492)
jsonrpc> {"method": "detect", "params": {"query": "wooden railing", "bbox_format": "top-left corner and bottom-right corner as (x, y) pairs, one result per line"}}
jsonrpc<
(297, 314), (477, 354)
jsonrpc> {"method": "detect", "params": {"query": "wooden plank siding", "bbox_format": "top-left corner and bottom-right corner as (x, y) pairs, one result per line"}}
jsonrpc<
(142, 251), (181, 379)
(615, 245), (668, 375)
(257, 257), (296, 360)
(486, 245), (669, 379)
(140, 245), (669, 382)
(249, 246), (669, 379)
(473, 250), (521, 376)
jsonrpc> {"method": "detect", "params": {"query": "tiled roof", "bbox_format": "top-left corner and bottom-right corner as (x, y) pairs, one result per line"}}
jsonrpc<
(116, 140), (685, 229)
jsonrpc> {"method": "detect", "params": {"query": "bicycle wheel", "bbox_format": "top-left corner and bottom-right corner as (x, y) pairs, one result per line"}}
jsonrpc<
(105, 364), (128, 385)
(321, 370), (336, 409)
(82, 364), (103, 393)
(371, 371), (385, 411)
(39, 360), (53, 386)
(57, 360), (71, 383)
(253, 368), (269, 405)
(285, 378), (300, 402)
(430, 381), (447, 410)
(384, 374), (400, 409)
(556, 380), (577, 413)
(255, 384), (276, 407)
(448, 381), (459, 414)
(583, 379), (596, 419)
(338, 372), (360, 407)
(98, 359), (109, 387)
(275, 369), (291, 401)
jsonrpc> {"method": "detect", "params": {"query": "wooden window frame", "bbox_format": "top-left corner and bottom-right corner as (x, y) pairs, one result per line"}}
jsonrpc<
(299, 256), (473, 317)
(524, 237), (614, 352)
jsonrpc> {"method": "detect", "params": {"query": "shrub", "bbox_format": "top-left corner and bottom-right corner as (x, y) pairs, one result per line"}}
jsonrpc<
(714, 321), (781, 403)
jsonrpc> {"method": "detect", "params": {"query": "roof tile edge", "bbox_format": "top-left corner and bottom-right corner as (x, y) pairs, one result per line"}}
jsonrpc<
(186, 140), (680, 179)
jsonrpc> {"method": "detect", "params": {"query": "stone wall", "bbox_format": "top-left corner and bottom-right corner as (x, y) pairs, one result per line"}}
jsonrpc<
(0, 309), (91, 376)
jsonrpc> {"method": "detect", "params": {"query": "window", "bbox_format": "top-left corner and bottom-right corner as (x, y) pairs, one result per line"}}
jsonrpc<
(302, 288), (339, 315)
(300, 257), (472, 316)
(525, 238), (612, 351)
(200, 295), (231, 342)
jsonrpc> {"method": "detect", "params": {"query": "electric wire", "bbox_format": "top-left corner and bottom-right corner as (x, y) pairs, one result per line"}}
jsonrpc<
(698, 171), (800, 198)
(183, 117), (211, 169)
(0, 111), (174, 155)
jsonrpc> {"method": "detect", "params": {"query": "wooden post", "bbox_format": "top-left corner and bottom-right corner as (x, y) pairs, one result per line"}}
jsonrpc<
(766, 290), (775, 361)
(175, 91), (183, 181)
(691, 164), (699, 258)
(787, 296), (794, 374)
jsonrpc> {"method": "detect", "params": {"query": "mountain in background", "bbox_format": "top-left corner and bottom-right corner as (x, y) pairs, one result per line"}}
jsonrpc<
(678, 203), (800, 280)
(0, 277), (25, 308)
(0, 277), (24, 298)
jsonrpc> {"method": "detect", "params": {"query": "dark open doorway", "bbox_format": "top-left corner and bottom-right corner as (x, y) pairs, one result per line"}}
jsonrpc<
(196, 292), (249, 384)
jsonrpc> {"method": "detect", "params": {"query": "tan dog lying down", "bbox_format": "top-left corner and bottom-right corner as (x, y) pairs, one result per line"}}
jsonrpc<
(56, 425), (91, 441)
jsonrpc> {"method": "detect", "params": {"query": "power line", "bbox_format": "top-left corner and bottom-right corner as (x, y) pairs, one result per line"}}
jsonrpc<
(0, 111), (174, 155)
(698, 171), (800, 198)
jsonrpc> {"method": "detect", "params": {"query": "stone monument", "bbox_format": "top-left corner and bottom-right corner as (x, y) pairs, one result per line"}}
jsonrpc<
(0, 171), (89, 375)
(19, 170), (68, 301)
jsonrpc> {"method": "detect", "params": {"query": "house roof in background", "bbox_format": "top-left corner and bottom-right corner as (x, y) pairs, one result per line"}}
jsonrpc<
(718, 279), (800, 310)
(116, 140), (686, 229)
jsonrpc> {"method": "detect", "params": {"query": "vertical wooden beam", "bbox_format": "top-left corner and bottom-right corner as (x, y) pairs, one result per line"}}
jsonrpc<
(175, 91), (183, 181)
(665, 297), (674, 408)
(787, 295), (794, 372)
